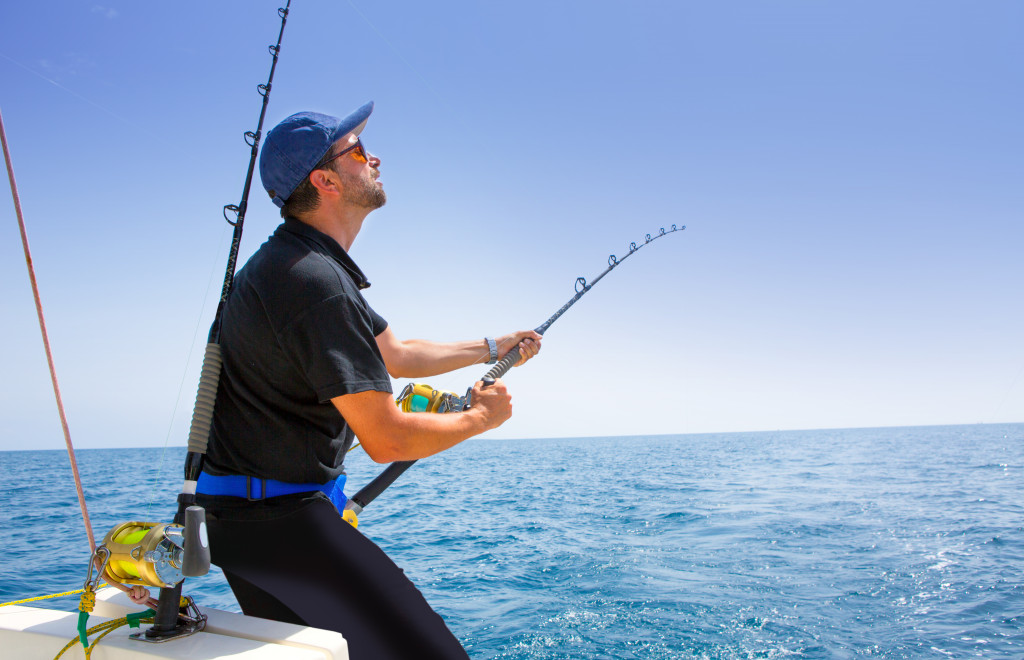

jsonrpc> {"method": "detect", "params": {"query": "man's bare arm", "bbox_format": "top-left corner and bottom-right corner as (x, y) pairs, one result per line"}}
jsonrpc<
(332, 378), (512, 463)
(376, 327), (541, 378)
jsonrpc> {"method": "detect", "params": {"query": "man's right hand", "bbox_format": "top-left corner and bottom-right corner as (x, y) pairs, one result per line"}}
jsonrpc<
(468, 378), (512, 431)
(334, 381), (512, 463)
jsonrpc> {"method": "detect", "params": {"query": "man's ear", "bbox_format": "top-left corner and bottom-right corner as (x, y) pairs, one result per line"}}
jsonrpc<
(309, 169), (341, 198)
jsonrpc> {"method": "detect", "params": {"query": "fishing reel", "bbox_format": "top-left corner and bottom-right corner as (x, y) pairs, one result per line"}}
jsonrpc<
(77, 506), (210, 645)
(395, 382), (468, 414)
(98, 506), (210, 589)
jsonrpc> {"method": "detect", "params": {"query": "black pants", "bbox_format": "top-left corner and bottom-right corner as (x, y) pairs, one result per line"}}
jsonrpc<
(198, 492), (470, 660)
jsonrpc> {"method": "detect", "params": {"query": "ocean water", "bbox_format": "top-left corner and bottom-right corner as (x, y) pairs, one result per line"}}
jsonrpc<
(1, 424), (1022, 659)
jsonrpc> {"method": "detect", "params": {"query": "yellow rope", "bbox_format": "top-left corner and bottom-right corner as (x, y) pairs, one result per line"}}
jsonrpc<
(53, 613), (154, 660)
(0, 584), (108, 608)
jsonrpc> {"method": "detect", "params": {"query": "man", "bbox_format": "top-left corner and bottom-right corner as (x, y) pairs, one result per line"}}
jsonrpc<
(195, 101), (541, 659)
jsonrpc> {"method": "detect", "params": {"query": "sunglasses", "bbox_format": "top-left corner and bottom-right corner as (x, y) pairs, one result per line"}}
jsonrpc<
(320, 139), (369, 168)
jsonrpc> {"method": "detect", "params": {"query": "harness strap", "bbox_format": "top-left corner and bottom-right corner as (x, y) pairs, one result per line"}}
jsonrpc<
(196, 472), (347, 511)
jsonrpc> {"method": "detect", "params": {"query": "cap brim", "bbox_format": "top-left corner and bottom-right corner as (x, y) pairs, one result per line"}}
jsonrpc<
(329, 101), (374, 142)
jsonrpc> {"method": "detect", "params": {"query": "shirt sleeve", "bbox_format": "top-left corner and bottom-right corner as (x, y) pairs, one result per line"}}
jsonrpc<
(278, 292), (393, 402)
(369, 306), (388, 336)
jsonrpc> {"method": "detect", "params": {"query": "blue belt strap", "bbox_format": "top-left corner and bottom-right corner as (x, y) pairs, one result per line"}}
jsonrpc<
(196, 472), (347, 511)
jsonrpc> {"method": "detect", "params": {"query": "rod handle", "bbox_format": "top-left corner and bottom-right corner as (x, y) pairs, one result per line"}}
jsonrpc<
(186, 343), (223, 456)
(483, 346), (522, 380)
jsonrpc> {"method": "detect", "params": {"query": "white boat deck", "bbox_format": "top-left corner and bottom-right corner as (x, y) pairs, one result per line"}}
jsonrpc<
(0, 588), (348, 660)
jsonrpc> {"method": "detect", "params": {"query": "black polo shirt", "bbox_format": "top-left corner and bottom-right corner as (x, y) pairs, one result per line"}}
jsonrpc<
(205, 218), (392, 484)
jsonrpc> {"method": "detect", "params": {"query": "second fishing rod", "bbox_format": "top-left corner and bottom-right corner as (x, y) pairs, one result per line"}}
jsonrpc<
(345, 224), (686, 517)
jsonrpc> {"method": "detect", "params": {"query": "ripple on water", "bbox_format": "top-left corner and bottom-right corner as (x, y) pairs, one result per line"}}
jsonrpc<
(3, 425), (1024, 658)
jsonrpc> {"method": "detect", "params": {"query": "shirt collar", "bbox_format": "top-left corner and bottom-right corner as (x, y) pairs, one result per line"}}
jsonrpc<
(279, 217), (372, 290)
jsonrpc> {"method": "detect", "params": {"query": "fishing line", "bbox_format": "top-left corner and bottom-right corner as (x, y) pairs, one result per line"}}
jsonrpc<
(3, 19), (276, 519)
(989, 359), (1024, 421)
(0, 50), (177, 150)
(347, 224), (686, 515)
(346, 337), (512, 458)
(343, 0), (456, 113)
(144, 219), (234, 521)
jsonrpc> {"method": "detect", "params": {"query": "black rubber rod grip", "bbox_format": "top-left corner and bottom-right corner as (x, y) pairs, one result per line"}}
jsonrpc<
(483, 346), (521, 380)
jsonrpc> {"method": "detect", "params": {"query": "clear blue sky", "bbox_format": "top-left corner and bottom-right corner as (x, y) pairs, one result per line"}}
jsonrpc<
(2, 1), (1021, 450)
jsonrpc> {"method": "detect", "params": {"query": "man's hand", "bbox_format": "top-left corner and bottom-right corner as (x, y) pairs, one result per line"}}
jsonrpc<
(334, 381), (514, 463)
(495, 331), (543, 366)
(469, 378), (512, 430)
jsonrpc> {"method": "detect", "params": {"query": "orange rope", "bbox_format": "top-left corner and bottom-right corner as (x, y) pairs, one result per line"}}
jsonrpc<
(1, 105), (96, 554)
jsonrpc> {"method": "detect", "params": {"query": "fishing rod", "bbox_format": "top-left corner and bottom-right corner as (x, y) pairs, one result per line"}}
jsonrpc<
(345, 224), (686, 516)
(185, 1), (290, 480)
(137, 2), (293, 641)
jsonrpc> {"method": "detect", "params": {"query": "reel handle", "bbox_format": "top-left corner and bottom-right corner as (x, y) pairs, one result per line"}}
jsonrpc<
(181, 506), (210, 577)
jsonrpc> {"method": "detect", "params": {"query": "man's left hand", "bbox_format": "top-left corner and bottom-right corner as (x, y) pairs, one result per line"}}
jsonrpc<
(496, 330), (542, 366)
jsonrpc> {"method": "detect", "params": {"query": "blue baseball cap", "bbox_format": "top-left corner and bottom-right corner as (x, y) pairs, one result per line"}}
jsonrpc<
(259, 101), (374, 208)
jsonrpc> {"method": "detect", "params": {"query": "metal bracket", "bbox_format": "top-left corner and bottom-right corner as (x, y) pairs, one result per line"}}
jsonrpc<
(132, 596), (207, 644)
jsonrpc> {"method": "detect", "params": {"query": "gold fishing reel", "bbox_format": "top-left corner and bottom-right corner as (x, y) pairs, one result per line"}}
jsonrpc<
(99, 506), (210, 589)
(395, 382), (466, 413)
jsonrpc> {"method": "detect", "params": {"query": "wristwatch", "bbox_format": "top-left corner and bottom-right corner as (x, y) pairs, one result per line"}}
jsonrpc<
(485, 337), (498, 364)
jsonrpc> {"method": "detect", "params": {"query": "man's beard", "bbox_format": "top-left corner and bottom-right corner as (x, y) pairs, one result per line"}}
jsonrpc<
(342, 168), (387, 210)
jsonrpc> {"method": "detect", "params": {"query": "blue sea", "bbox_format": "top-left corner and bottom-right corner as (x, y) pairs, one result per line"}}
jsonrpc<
(2, 424), (1022, 659)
